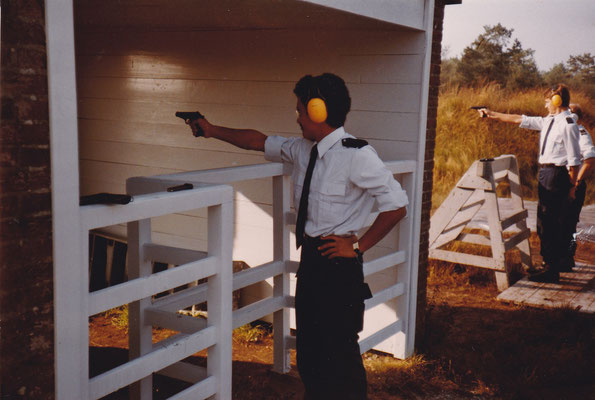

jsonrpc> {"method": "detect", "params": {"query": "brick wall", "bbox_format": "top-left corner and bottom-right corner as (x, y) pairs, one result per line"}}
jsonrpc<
(0, 0), (54, 397)
(415, 0), (446, 351)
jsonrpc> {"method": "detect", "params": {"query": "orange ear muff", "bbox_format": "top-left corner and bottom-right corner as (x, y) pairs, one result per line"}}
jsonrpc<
(551, 94), (562, 107)
(307, 98), (328, 123)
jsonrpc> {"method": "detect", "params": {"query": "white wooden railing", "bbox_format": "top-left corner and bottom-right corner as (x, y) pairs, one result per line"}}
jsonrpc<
(57, 159), (416, 400)
(75, 184), (234, 399)
(127, 159), (417, 374)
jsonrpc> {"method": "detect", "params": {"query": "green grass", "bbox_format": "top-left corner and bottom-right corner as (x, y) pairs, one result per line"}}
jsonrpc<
(103, 305), (129, 332)
(233, 322), (272, 344)
(434, 84), (595, 210)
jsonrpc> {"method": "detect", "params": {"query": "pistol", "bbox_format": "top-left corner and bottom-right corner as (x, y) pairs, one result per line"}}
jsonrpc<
(175, 111), (205, 136)
(470, 106), (488, 118)
(80, 193), (133, 206)
(167, 183), (194, 192)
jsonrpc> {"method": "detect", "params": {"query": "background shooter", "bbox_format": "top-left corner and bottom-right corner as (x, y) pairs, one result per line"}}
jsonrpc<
(185, 73), (408, 399)
(476, 85), (581, 283)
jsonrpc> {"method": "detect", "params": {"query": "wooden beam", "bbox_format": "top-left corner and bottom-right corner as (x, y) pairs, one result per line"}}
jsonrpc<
(500, 209), (529, 231)
(504, 228), (531, 252)
(429, 249), (503, 271)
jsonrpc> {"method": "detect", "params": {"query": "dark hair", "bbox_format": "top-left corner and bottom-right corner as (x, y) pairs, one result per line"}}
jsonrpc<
(569, 103), (583, 120)
(544, 84), (570, 108)
(293, 73), (351, 128)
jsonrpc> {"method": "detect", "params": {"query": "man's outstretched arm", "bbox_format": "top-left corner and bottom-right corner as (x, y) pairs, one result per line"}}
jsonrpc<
(188, 118), (267, 152)
(478, 108), (523, 124)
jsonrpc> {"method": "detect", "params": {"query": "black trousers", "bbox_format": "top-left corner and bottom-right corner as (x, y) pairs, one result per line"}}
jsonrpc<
(295, 236), (372, 400)
(536, 166), (571, 268)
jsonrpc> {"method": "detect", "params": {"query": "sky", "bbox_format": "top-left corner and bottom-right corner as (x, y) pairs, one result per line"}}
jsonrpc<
(442, 0), (595, 71)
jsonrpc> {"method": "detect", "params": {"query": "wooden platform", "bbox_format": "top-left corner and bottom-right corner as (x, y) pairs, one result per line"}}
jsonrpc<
(497, 263), (595, 313)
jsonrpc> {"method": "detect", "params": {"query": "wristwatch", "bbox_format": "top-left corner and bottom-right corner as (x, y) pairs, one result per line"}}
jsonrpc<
(353, 240), (363, 258)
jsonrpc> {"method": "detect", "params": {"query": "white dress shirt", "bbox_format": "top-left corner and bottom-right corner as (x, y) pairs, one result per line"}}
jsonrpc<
(519, 110), (582, 166)
(264, 127), (409, 237)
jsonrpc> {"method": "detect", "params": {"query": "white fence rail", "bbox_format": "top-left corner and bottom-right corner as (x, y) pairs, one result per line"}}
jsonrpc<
(56, 159), (416, 399)
(127, 159), (417, 374)
(57, 184), (234, 399)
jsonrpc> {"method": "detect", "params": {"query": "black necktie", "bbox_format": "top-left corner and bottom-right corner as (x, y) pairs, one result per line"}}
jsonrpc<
(540, 118), (555, 155)
(295, 144), (318, 249)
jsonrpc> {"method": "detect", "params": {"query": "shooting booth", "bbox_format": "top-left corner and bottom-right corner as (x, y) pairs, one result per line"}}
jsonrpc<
(47, 1), (439, 398)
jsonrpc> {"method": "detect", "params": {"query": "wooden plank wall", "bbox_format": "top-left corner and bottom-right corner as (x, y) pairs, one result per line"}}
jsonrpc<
(75, 24), (426, 355)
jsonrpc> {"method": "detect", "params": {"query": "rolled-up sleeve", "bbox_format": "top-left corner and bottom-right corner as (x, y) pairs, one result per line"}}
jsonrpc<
(580, 129), (595, 160)
(264, 136), (286, 163)
(350, 148), (409, 213)
(264, 135), (303, 164)
(565, 125), (582, 167)
(519, 115), (544, 131)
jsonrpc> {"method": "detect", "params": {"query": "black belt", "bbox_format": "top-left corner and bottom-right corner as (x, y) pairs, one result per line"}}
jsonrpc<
(302, 234), (325, 247)
(539, 163), (565, 169)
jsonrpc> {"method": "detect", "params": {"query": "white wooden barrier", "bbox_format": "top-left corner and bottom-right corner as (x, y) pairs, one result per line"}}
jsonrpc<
(429, 155), (532, 290)
(69, 184), (234, 399)
(127, 158), (418, 370)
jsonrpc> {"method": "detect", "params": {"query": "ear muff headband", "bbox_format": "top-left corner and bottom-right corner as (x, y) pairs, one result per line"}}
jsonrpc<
(551, 94), (562, 107)
(307, 98), (328, 123)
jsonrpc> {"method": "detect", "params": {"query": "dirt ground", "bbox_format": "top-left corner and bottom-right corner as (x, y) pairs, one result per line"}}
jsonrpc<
(90, 236), (595, 400)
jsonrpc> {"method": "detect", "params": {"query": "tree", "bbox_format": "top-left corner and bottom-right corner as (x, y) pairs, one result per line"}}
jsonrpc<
(440, 57), (462, 88)
(544, 54), (595, 98)
(566, 53), (594, 84)
(543, 63), (569, 87)
(457, 24), (542, 89)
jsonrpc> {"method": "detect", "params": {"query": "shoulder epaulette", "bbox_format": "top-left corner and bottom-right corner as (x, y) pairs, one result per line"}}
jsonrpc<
(566, 117), (575, 124)
(342, 138), (368, 148)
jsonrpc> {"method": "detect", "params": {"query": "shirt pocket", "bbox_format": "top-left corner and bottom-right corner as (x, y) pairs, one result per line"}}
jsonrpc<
(315, 181), (348, 225)
(551, 135), (565, 155)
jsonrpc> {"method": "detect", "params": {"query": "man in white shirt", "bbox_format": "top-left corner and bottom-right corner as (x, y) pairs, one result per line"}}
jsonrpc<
(187, 73), (408, 399)
(477, 85), (581, 283)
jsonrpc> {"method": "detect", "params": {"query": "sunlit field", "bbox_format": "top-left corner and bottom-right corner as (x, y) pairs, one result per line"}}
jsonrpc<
(433, 84), (595, 210)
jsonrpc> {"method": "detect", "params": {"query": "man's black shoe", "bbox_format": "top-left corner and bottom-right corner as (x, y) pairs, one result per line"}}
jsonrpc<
(528, 268), (560, 283)
(558, 256), (575, 272)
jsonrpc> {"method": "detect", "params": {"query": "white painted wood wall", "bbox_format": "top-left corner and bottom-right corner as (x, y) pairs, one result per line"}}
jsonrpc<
(73, 0), (433, 356)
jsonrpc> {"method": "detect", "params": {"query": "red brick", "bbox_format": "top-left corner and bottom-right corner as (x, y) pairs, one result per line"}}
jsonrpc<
(0, 194), (21, 216)
(15, 97), (49, 121)
(21, 192), (52, 216)
(20, 147), (50, 168)
(1, 1), (54, 395)
(16, 46), (47, 71)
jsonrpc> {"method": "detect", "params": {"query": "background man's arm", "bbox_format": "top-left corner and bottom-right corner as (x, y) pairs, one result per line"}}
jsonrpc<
(569, 158), (593, 199)
(575, 157), (594, 185)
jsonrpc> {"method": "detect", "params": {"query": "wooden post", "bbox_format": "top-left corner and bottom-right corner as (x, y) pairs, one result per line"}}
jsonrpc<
(481, 161), (508, 290)
(207, 202), (233, 399)
(399, 170), (417, 359)
(45, 0), (87, 397)
(128, 219), (153, 400)
(507, 157), (532, 270)
(272, 175), (291, 373)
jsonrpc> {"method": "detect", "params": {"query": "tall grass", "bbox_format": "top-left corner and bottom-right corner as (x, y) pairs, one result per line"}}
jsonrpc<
(434, 84), (595, 210)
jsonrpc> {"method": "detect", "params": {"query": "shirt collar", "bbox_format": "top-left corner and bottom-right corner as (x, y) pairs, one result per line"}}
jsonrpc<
(316, 127), (345, 158)
(552, 109), (571, 120)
